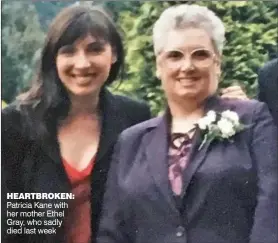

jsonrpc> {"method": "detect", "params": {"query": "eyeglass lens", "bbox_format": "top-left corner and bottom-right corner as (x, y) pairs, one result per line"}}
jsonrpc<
(162, 49), (214, 68)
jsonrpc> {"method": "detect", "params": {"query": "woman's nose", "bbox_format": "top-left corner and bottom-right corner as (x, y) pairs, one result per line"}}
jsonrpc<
(180, 56), (194, 71)
(74, 52), (91, 69)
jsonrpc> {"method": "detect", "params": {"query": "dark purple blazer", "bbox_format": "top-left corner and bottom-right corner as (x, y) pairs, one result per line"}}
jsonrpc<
(97, 96), (278, 243)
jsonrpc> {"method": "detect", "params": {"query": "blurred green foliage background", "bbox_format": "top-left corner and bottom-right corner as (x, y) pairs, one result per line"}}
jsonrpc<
(1, 1), (277, 114)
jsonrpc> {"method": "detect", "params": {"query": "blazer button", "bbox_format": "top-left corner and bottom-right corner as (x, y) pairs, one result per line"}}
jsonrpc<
(176, 226), (185, 237)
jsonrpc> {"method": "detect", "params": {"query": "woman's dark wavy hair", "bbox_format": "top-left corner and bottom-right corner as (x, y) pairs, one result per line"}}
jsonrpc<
(17, 4), (124, 140)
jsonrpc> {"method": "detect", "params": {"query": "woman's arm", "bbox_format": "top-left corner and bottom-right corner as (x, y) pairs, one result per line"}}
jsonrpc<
(2, 107), (26, 242)
(249, 103), (278, 243)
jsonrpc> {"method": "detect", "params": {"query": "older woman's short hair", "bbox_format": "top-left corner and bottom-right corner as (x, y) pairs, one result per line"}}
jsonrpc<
(153, 4), (225, 55)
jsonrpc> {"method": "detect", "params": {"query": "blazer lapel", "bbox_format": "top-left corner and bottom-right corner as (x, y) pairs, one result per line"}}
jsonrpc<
(94, 89), (127, 164)
(145, 116), (180, 213)
(180, 127), (211, 199)
(180, 95), (225, 198)
(35, 137), (71, 191)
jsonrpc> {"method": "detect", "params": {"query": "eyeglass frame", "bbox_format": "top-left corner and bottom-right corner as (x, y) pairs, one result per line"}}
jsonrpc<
(157, 48), (220, 69)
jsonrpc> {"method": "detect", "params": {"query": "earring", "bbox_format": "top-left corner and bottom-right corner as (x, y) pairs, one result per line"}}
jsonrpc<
(156, 70), (160, 79)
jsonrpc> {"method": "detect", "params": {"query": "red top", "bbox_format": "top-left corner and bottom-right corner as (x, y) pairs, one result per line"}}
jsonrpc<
(62, 156), (95, 243)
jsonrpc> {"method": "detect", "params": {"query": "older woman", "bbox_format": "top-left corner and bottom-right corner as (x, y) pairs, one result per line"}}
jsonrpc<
(97, 4), (278, 243)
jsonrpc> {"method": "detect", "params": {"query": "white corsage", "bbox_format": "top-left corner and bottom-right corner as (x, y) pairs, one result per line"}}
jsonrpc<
(197, 110), (245, 150)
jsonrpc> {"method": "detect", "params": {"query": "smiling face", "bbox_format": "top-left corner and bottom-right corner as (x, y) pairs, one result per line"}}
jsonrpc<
(156, 27), (221, 103)
(56, 34), (116, 98)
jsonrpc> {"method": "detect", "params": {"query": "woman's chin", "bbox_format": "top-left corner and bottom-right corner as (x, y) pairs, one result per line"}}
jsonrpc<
(176, 89), (200, 99)
(68, 87), (100, 98)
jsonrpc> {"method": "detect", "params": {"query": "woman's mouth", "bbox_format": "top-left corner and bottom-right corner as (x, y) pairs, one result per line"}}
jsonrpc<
(71, 73), (97, 85)
(179, 77), (201, 86)
(71, 73), (96, 78)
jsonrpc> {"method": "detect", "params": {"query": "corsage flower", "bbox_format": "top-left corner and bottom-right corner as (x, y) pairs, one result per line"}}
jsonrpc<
(197, 110), (245, 150)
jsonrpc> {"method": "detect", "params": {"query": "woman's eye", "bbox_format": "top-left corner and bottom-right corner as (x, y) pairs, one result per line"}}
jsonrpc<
(192, 49), (211, 60)
(58, 46), (75, 55)
(167, 51), (183, 59)
(87, 43), (105, 53)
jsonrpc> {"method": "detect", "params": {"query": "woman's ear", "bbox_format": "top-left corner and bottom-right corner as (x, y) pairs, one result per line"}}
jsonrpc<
(155, 57), (161, 79)
(112, 47), (118, 64)
(217, 64), (222, 78)
(112, 53), (117, 64)
(217, 71), (221, 83)
(215, 55), (222, 82)
(156, 69), (161, 79)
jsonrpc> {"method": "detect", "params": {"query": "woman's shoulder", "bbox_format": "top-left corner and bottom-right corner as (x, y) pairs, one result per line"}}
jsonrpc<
(221, 97), (265, 112)
(2, 102), (30, 146)
(102, 89), (150, 110)
(118, 116), (161, 143)
(2, 102), (23, 128)
(2, 101), (35, 137)
(220, 98), (272, 123)
(113, 93), (149, 111)
(108, 92), (151, 122)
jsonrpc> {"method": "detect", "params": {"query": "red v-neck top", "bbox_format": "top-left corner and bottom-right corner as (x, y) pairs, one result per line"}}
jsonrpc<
(62, 156), (95, 243)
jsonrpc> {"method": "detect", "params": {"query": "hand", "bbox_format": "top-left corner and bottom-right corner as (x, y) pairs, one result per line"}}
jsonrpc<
(220, 85), (249, 100)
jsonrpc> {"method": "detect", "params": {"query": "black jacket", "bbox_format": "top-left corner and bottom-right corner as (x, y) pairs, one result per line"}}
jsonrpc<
(2, 89), (151, 243)
(258, 58), (278, 127)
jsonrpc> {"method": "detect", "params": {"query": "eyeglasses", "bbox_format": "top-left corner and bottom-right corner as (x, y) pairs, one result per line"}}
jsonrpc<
(158, 48), (217, 69)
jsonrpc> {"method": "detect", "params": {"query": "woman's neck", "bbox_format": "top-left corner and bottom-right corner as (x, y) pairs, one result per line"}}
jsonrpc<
(168, 97), (204, 119)
(68, 93), (100, 118)
(168, 97), (205, 134)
